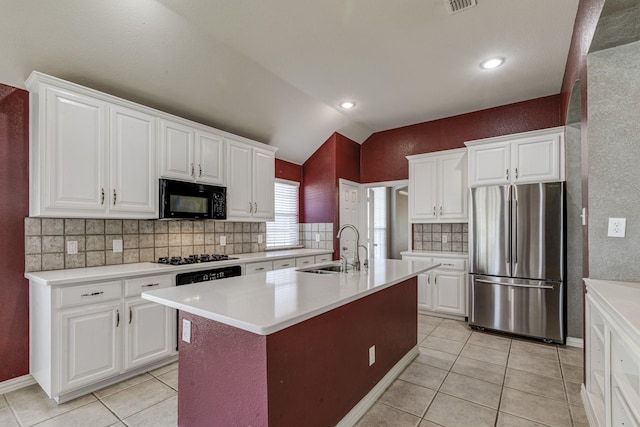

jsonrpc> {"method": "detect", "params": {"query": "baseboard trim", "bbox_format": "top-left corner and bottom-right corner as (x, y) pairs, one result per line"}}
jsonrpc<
(336, 346), (419, 427)
(0, 374), (36, 394)
(566, 337), (584, 348)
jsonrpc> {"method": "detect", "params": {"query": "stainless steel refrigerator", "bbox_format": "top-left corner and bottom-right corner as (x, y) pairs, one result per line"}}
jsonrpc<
(469, 182), (566, 343)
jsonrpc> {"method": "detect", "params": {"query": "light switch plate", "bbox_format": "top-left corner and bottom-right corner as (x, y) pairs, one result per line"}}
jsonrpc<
(113, 239), (123, 253)
(607, 218), (626, 237)
(182, 319), (191, 343)
(315, 233), (321, 242)
(220, 235), (226, 246)
(258, 234), (263, 244)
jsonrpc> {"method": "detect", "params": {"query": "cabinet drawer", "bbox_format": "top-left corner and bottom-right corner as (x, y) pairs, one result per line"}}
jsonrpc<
(314, 254), (332, 264)
(432, 257), (466, 271)
(245, 261), (273, 274)
(59, 281), (122, 308)
(295, 256), (315, 267)
(124, 275), (173, 298)
(273, 258), (296, 270)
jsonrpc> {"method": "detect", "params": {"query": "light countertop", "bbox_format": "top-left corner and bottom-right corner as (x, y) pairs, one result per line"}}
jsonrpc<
(585, 278), (640, 343)
(401, 251), (468, 259)
(25, 248), (332, 286)
(142, 259), (439, 335)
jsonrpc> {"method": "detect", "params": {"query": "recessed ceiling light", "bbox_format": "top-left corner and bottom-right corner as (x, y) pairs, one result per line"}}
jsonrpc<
(339, 101), (356, 109)
(480, 57), (505, 70)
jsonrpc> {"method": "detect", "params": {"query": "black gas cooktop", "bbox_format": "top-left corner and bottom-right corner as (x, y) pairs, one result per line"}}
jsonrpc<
(157, 254), (238, 265)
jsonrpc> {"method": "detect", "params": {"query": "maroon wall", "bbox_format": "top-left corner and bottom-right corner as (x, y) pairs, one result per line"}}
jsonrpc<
(559, 0), (606, 279)
(0, 84), (30, 382)
(302, 134), (337, 224)
(177, 278), (416, 427)
(360, 95), (563, 183)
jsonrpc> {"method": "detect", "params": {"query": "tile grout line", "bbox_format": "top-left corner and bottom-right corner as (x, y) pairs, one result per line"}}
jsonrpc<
(492, 336), (511, 427)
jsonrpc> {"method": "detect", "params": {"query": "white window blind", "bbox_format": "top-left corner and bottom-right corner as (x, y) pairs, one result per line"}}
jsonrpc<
(266, 179), (300, 248)
(371, 187), (387, 259)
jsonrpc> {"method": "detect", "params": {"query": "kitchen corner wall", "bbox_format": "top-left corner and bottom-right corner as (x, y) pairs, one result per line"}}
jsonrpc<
(411, 223), (468, 253)
(588, 40), (640, 281)
(24, 218), (267, 273)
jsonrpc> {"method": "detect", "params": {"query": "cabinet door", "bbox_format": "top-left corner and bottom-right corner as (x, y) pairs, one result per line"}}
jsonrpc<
(124, 298), (175, 370)
(417, 273), (432, 309)
(252, 148), (275, 220)
(109, 105), (157, 217)
(44, 87), (108, 213)
(409, 158), (437, 221)
(226, 140), (253, 218)
(468, 142), (510, 187)
(159, 119), (195, 181)
(195, 130), (225, 185)
(59, 302), (121, 393)
(438, 152), (468, 220)
(512, 133), (561, 183)
(432, 271), (466, 316)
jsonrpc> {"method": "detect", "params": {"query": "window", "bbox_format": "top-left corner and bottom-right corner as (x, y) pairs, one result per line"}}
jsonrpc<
(266, 179), (300, 248)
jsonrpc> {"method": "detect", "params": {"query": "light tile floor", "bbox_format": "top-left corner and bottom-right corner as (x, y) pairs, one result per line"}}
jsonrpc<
(357, 314), (588, 427)
(0, 315), (587, 427)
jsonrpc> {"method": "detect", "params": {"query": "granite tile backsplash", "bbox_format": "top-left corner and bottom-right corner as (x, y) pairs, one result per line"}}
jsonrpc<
(412, 223), (468, 252)
(25, 218), (267, 272)
(25, 218), (335, 272)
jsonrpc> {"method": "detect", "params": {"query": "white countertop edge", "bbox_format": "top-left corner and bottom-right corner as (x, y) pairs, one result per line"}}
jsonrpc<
(585, 278), (640, 344)
(401, 251), (468, 259)
(25, 249), (333, 286)
(143, 262), (439, 335)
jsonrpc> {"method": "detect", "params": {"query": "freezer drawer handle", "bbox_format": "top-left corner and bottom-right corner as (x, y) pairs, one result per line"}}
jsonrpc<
(476, 279), (554, 289)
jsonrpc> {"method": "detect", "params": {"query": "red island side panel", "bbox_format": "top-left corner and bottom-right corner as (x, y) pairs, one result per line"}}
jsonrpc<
(178, 277), (417, 427)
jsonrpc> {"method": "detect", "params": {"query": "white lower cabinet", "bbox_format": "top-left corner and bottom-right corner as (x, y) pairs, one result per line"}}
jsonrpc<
(30, 275), (176, 402)
(59, 301), (122, 392)
(402, 253), (468, 318)
(585, 280), (640, 427)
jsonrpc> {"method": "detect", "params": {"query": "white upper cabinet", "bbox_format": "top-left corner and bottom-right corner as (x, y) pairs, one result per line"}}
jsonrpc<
(109, 105), (157, 215)
(466, 127), (565, 187)
(407, 148), (467, 223)
(41, 87), (109, 214)
(226, 139), (276, 221)
(159, 118), (225, 185)
(27, 72), (157, 218)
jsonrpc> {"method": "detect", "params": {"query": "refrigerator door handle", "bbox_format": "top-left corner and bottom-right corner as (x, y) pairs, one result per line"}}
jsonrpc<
(512, 185), (518, 271)
(475, 279), (554, 290)
(506, 185), (512, 276)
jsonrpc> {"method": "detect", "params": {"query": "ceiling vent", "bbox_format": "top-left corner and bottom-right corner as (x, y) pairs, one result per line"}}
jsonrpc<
(444, 0), (477, 15)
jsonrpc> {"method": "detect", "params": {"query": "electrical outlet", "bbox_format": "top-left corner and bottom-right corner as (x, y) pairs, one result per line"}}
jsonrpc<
(315, 233), (321, 242)
(607, 218), (626, 237)
(113, 239), (123, 253)
(442, 234), (448, 243)
(258, 234), (263, 244)
(220, 235), (226, 246)
(369, 345), (375, 366)
(66, 240), (78, 255)
(182, 319), (191, 343)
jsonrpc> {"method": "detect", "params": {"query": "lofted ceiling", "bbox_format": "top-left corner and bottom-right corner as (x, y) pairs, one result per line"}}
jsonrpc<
(0, 0), (579, 164)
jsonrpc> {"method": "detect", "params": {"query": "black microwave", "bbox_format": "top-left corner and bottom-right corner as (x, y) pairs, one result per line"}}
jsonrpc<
(159, 179), (226, 220)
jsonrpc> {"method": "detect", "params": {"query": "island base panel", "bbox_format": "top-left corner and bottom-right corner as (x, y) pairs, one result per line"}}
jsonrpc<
(178, 277), (417, 427)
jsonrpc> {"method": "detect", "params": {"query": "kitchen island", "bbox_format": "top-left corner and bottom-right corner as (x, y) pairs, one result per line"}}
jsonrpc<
(142, 259), (438, 427)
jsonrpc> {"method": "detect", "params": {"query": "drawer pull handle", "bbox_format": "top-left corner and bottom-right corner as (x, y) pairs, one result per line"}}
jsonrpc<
(443, 263), (455, 267)
(281, 264), (290, 267)
(255, 267), (264, 271)
(116, 309), (120, 327)
(81, 291), (104, 297)
(142, 283), (160, 288)
(129, 307), (133, 324)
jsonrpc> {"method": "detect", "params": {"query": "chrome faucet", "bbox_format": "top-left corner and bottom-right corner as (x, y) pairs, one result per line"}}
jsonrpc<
(337, 224), (361, 271)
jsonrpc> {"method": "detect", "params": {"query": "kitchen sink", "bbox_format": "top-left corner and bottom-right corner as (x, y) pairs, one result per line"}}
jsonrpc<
(296, 263), (344, 274)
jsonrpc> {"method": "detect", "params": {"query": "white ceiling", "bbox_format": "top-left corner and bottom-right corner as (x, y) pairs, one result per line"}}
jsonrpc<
(0, 0), (579, 164)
